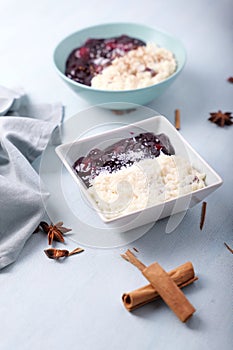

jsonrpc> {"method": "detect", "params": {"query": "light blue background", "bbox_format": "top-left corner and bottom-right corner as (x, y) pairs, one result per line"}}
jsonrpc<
(0, 1), (232, 349)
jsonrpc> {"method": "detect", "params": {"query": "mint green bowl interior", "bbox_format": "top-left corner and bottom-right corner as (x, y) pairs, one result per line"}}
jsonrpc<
(53, 23), (186, 109)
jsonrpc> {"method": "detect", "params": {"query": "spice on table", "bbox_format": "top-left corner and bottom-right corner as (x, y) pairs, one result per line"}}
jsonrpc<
(133, 247), (139, 253)
(175, 109), (181, 130)
(33, 225), (40, 233)
(68, 247), (84, 256)
(143, 262), (196, 322)
(200, 201), (207, 230)
(227, 77), (233, 83)
(224, 242), (233, 254)
(121, 249), (146, 271)
(44, 248), (69, 259)
(39, 221), (72, 245)
(122, 261), (198, 311)
(121, 249), (196, 322)
(44, 247), (84, 260)
(111, 109), (136, 115)
(208, 110), (233, 127)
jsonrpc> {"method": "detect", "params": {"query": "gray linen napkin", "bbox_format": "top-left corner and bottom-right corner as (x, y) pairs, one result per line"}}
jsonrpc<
(0, 86), (63, 269)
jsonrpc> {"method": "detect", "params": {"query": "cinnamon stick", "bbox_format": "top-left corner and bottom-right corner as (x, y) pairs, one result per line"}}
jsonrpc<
(142, 262), (196, 322)
(224, 242), (233, 254)
(121, 250), (196, 322)
(121, 249), (146, 271)
(122, 261), (198, 311)
(175, 109), (181, 130)
(200, 201), (207, 230)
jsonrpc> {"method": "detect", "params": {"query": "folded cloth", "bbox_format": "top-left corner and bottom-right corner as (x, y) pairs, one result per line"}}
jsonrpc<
(0, 87), (63, 269)
(0, 85), (25, 115)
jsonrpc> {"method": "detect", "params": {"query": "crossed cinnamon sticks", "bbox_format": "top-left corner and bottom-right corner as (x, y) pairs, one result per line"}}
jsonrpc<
(121, 250), (198, 322)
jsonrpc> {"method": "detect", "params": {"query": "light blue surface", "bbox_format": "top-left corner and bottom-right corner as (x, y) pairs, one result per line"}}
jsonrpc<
(53, 22), (186, 108)
(0, 1), (232, 350)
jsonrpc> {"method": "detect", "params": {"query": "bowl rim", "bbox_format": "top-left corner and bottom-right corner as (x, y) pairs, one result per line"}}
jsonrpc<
(53, 22), (187, 94)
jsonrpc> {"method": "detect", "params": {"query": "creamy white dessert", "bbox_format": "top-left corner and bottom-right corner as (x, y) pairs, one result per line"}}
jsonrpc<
(91, 43), (177, 90)
(88, 154), (206, 219)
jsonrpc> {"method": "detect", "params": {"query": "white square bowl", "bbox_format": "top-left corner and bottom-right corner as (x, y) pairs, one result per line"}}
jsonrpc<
(55, 115), (222, 230)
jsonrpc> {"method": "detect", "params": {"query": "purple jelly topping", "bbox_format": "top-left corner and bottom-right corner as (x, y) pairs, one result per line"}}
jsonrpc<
(73, 132), (175, 187)
(65, 35), (145, 86)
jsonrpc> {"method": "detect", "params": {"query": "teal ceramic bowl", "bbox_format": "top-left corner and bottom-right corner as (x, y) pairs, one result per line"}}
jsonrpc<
(53, 23), (186, 109)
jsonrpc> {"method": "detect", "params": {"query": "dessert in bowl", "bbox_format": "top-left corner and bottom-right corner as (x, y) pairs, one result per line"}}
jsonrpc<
(53, 23), (186, 109)
(55, 115), (222, 230)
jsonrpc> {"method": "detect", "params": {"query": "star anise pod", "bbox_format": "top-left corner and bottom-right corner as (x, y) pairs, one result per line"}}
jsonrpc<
(39, 221), (72, 245)
(227, 76), (233, 83)
(44, 247), (84, 260)
(208, 110), (233, 127)
(44, 248), (69, 259)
